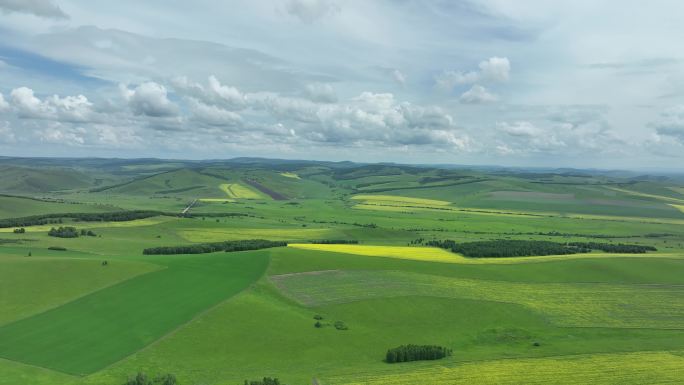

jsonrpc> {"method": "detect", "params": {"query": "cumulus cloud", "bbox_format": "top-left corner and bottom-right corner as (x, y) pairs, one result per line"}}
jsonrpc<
(171, 76), (245, 109)
(436, 57), (510, 91)
(460, 85), (498, 104)
(305, 82), (337, 103)
(0, 0), (68, 19)
(188, 99), (243, 127)
(285, 0), (339, 23)
(120, 82), (178, 117)
(9, 87), (94, 122)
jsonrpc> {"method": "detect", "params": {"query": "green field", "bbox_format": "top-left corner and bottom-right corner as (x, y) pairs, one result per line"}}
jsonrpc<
(0, 158), (683, 384)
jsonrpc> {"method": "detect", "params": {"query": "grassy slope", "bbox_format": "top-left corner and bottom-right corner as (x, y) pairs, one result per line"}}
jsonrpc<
(0, 257), (161, 326)
(0, 251), (269, 375)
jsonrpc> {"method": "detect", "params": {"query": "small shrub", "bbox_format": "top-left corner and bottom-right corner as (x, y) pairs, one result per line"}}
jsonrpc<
(13, 228), (25, 234)
(48, 246), (67, 251)
(243, 377), (285, 385)
(334, 321), (348, 330)
(314, 321), (322, 328)
(313, 314), (323, 320)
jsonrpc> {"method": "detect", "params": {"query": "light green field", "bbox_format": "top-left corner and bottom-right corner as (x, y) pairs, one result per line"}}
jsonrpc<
(181, 228), (336, 242)
(0, 251), (268, 374)
(219, 183), (267, 199)
(271, 269), (684, 328)
(280, 172), (300, 179)
(0, 257), (161, 325)
(351, 194), (452, 206)
(331, 351), (684, 385)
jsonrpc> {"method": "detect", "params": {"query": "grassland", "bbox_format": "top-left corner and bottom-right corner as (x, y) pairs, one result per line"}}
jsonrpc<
(0, 159), (683, 385)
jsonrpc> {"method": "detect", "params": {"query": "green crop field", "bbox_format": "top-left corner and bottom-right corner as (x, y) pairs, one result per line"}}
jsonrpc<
(0, 158), (683, 385)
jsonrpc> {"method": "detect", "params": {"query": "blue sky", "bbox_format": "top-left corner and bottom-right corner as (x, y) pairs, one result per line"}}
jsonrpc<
(0, 0), (683, 170)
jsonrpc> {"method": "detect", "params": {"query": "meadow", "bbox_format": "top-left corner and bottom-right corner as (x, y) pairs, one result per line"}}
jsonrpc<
(0, 158), (683, 384)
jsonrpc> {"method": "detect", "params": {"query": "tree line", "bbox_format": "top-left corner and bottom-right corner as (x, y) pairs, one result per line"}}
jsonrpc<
(308, 239), (359, 244)
(385, 344), (452, 363)
(143, 239), (286, 255)
(425, 239), (657, 258)
(243, 378), (285, 385)
(0, 210), (252, 229)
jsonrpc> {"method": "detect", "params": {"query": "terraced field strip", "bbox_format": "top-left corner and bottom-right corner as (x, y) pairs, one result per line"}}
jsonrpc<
(271, 270), (684, 328)
(351, 194), (452, 206)
(286, 244), (684, 265)
(182, 228), (335, 242)
(219, 183), (266, 199)
(330, 351), (684, 385)
(671, 204), (684, 214)
(0, 216), (176, 233)
(0, 251), (269, 375)
(198, 198), (236, 203)
(280, 172), (300, 179)
(607, 187), (684, 205)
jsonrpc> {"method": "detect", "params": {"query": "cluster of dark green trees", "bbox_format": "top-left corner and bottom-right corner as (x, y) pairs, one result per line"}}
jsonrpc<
(143, 239), (286, 255)
(385, 344), (452, 363)
(568, 242), (656, 253)
(124, 372), (176, 385)
(47, 227), (96, 238)
(426, 239), (657, 258)
(309, 239), (359, 244)
(13, 228), (25, 234)
(48, 246), (67, 251)
(0, 210), (163, 228)
(243, 378), (284, 385)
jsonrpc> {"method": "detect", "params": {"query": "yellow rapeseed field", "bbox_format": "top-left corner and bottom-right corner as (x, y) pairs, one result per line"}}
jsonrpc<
(288, 244), (461, 263)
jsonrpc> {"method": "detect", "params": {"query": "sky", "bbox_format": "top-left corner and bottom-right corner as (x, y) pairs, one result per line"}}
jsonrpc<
(0, 0), (683, 170)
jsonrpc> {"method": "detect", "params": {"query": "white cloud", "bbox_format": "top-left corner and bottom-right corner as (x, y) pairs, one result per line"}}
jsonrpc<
(496, 121), (540, 137)
(189, 99), (243, 127)
(478, 57), (510, 82)
(436, 57), (511, 92)
(0, 0), (68, 19)
(285, 0), (339, 23)
(305, 82), (337, 103)
(172, 76), (245, 109)
(460, 85), (498, 104)
(120, 82), (178, 117)
(9, 87), (94, 122)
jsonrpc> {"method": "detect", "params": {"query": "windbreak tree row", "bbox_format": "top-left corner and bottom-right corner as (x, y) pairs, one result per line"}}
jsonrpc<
(143, 239), (287, 255)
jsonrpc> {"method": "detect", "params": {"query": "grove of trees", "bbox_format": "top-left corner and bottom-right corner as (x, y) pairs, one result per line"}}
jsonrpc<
(425, 239), (656, 258)
(385, 344), (452, 363)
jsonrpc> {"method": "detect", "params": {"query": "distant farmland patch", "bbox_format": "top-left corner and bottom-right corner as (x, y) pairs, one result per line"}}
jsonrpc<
(219, 183), (266, 199)
(351, 194), (452, 206)
(489, 191), (575, 201)
(182, 228), (335, 242)
(243, 179), (288, 200)
(280, 172), (300, 179)
(288, 244), (459, 264)
(671, 204), (684, 214)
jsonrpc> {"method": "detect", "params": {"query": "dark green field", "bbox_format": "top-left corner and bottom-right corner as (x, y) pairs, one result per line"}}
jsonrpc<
(1, 157), (683, 385)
